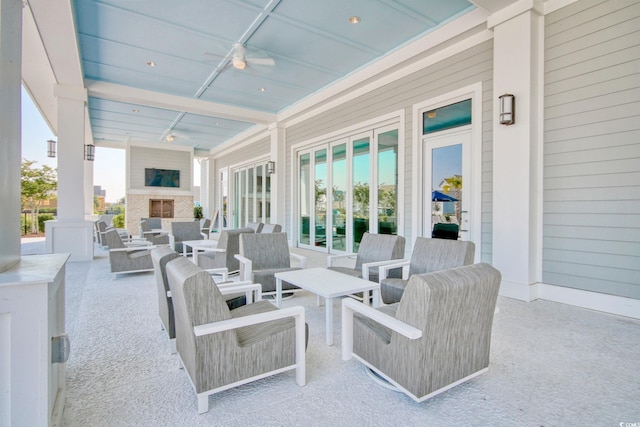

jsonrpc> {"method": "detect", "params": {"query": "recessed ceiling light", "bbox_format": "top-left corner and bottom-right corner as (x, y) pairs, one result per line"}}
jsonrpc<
(132, 109), (139, 113)
(146, 61), (156, 67)
(258, 87), (266, 92)
(348, 16), (361, 24)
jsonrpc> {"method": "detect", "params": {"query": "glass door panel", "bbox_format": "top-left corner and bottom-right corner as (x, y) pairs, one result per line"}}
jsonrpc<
(248, 168), (254, 223)
(299, 153), (311, 245)
(239, 169), (247, 227)
(256, 165), (263, 223)
(233, 170), (241, 229)
(314, 149), (327, 248)
(352, 137), (370, 251)
(331, 143), (347, 251)
(377, 129), (398, 235)
(220, 169), (228, 229)
(424, 128), (470, 241)
(265, 164), (271, 224)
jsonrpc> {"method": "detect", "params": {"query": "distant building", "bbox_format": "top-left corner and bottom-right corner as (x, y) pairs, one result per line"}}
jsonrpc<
(94, 185), (106, 213)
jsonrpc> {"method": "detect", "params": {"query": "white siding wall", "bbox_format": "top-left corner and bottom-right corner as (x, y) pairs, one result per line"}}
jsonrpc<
(129, 146), (191, 191)
(543, 0), (640, 299)
(286, 40), (494, 258)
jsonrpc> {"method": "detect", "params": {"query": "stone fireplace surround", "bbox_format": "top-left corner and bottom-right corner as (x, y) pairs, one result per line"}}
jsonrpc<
(126, 193), (194, 235)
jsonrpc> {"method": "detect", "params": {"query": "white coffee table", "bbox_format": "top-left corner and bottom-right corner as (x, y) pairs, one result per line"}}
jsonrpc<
(274, 268), (380, 346)
(181, 239), (219, 264)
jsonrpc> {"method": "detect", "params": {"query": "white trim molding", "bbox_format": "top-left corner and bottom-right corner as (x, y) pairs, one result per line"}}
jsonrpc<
(500, 281), (640, 320)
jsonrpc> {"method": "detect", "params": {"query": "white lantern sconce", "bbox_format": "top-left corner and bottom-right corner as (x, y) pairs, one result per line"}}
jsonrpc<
(47, 139), (57, 158)
(499, 94), (515, 125)
(85, 144), (95, 161)
(266, 161), (275, 175)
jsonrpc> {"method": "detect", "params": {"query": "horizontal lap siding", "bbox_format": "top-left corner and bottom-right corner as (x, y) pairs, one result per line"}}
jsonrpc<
(286, 40), (494, 258)
(543, 0), (640, 299)
(129, 146), (191, 190)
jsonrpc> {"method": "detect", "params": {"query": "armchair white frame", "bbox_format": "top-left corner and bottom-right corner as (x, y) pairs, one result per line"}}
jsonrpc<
(327, 255), (404, 281)
(191, 305), (306, 413)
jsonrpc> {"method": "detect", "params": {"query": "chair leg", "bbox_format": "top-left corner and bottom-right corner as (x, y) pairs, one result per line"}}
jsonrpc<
(197, 393), (209, 414)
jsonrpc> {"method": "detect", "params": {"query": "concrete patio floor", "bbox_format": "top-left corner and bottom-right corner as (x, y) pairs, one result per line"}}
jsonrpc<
(20, 238), (640, 426)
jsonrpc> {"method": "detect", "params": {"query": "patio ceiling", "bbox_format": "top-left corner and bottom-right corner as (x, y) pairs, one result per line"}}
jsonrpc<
(22, 0), (517, 154)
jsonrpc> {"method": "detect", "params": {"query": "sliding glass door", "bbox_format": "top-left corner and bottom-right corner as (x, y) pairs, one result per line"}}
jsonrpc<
(231, 160), (271, 228)
(297, 124), (400, 253)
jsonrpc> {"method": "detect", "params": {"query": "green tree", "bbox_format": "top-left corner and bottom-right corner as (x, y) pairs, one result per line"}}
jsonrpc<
(21, 159), (57, 234)
(441, 175), (462, 223)
(353, 182), (369, 218)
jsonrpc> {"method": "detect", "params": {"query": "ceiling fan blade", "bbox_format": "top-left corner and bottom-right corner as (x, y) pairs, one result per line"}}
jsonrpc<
(246, 57), (275, 67)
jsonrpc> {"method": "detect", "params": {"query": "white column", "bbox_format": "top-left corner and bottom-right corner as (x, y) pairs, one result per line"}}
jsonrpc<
(84, 156), (94, 218)
(0, 0), (22, 273)
(55, 84), (86, 219)
(490, 8), (544, 301)
(269, 123), (286, 228)
(45, 84), (94, 261)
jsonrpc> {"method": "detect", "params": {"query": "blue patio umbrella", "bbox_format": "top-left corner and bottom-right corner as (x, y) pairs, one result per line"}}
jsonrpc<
(432, 190), (458, 202)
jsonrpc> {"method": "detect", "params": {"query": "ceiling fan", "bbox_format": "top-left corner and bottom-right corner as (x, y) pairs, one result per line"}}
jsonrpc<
(205, 43), (276, 72)
(163, 130), (189, 143)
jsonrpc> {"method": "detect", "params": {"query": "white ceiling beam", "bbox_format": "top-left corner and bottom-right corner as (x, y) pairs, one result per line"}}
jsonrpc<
(85, 80), (276, 125)
(469, 0), (519, 14)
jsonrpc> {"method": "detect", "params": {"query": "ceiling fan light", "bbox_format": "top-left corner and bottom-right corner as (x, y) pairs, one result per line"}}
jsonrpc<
(232, 58), (247, 70)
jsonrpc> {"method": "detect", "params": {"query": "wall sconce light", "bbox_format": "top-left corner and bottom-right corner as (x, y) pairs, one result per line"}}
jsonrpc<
(499, 94), (515, 125)
(266, 161), (275, 175)
(47, 139), (56, 158)
(84, 144), (95, 161)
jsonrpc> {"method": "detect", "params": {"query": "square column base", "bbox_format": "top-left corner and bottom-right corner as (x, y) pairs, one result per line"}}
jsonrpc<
(45, 220), (94, 262)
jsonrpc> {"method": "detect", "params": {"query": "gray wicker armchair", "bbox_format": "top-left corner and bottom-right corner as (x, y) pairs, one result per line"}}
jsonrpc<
(96, 219), (130, 248)
(327, 232), (406, 282)
(245, 222), (264, 233)
(151, 246), (256, 354)
(140, 219), (169, 245)
(151, 246), (181, 353)
(104, 229), (154, 275)
(169, 221), (206, 254)
(379, 238), (475, 304)
(342, 263), (501, 402)
(236, 232), (307, 295)
(260, 223), (282, 233)
(196, 227), (254, 274)
(165, 255), (306, 414)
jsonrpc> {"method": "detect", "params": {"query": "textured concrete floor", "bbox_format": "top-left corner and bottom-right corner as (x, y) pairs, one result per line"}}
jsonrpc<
(20, 239), (640, 426)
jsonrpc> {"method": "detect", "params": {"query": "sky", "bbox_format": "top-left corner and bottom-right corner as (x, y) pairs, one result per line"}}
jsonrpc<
(21, 87), (200, 203)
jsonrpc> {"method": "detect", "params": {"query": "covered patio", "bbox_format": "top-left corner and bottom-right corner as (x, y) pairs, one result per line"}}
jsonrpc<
(20, 238), (640, 425)
(2, 0), (639, 424)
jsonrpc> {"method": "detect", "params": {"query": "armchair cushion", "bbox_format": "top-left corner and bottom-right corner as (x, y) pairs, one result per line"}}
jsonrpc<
(380, 238), (475, 304)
